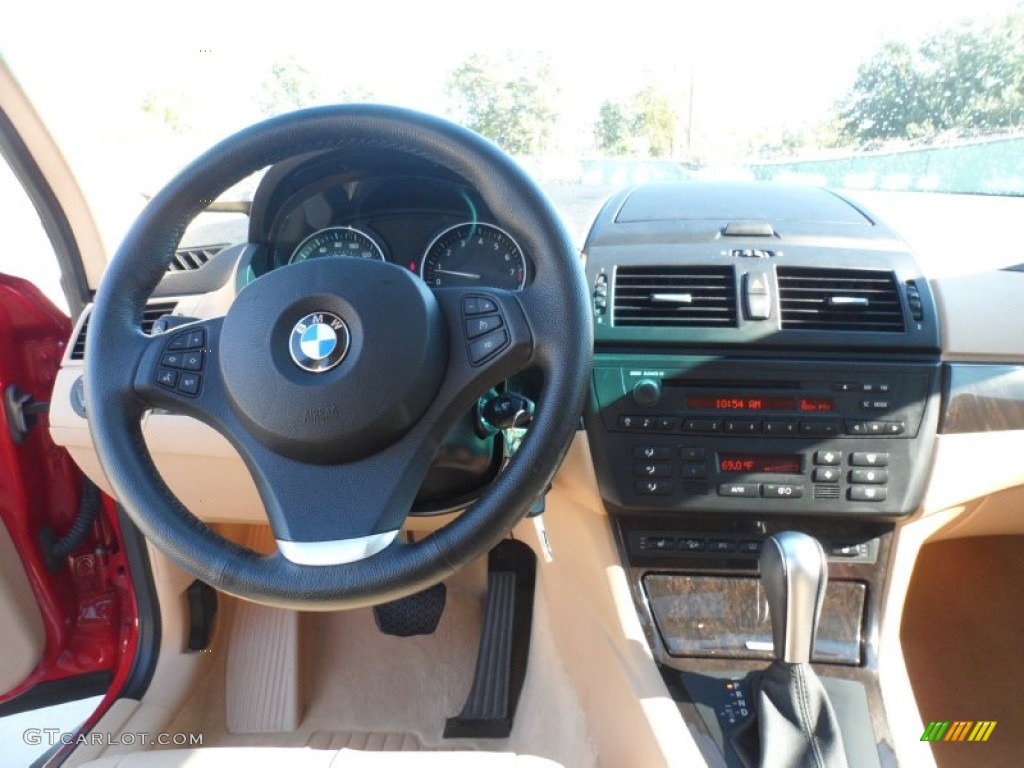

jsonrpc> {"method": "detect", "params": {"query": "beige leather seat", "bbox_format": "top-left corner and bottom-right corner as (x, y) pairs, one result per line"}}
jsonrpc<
(83, 747), (563, 767)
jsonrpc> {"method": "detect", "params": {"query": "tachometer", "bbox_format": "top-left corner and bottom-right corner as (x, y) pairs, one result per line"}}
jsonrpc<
(290, 226), (385, 263)
(420, 223), (526, 290)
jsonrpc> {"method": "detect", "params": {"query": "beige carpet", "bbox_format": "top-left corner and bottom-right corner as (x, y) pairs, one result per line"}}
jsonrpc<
(162, 558), (595, 767)
(901, 536), (1024, 768)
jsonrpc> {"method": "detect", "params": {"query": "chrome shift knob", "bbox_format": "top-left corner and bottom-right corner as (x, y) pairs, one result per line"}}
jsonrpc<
(759, 531), (828, 664)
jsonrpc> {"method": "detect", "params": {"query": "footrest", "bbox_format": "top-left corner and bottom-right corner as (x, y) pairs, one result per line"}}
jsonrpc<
(374, 582), (447, 637)
(444, 539), (536, 739)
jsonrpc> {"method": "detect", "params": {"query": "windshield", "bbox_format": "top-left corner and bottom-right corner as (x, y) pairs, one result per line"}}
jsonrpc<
(2, 0), (1022, 252)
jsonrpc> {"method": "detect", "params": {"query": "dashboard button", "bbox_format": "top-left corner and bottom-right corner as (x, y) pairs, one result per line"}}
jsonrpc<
(800, 421), (838, 436)
(884, 421), (906, 435)
(634, 446), (670, 461)
(725, 419), (761, 434)
(845, 421), (867, 435)
(762, 483), (804, 499)
(850, 451), (889, 467)
(637, 416), (657, 430)
(683, 418), (721, 433)
(642, 536), (675, 551)
(655, 417), (676, 430)
(708, 539), (737, 553)
(635, 462), (672, 478)
(636, 480), (673, 495)
(831, 542), (866, 557)
(718, 483), (760, 497)
(681, 447), (706, 461)
(832, 382), (857, 392)
(465, 314), (503, 339)
(763, 419), (797, 435)
(814, 450), (842, 466)
(468, 328), (508, 363)
(866, 421), (885, 435)
(813, 467), (840, 483)
(738, 540), (762, 554)
(677, 537), (706, 552)
(681, 463), (708, 478)
(849, 486), (887, 502)
(850, 468), (888, 484)
(618, 415), (638, 430)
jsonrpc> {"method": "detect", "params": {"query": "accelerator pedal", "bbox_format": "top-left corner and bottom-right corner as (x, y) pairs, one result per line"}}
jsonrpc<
(374, 582), (447, 637)
(444, 538), (536, 739)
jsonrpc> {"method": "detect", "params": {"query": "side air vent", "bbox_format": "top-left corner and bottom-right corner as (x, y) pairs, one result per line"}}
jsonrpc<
(167, 245), (227, 273)
(777, 268), (905, 332)
(613, 266), (737, 327)
(70, 301), (179, 360)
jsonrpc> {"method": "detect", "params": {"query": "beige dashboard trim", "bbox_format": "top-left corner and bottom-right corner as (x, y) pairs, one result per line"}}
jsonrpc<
(933, 271), (1024, 361)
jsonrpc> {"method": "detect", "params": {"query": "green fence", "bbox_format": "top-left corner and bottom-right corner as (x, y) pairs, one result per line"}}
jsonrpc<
(750, 136), (1024, 195)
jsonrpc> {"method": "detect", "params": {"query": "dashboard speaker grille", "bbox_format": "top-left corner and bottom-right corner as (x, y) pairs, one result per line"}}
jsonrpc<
(777, 268), (905, 332)
(70, 301), (179, 360)
(613, 266), (737, 327)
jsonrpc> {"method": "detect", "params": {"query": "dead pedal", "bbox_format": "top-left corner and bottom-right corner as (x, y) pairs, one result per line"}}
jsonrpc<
(373, 582), (447, 637)
(444, 538), (536, 739)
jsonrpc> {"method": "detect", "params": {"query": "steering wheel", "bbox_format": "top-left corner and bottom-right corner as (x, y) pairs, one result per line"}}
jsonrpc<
(84, 105), (592, 610)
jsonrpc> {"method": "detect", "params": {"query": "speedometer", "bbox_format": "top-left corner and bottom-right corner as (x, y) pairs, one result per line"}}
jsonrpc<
(290, 226), (385, 263)
(420, 223), (527, 290)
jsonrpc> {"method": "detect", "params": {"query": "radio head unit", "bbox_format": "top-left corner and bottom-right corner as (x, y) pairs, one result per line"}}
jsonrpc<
(585, 356), (940, 518)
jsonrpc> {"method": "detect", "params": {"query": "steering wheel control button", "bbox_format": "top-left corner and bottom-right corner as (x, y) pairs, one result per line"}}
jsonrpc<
(288, 312), (351, 373)
(182, 351), (204, 371)
(814, 450), (842, 466)
(465, 314), (503, 339)
(469, 329), (509, 364)
(849, 486), (887, 502)
(850, 451), (889, 467)
(161, 352), (184, 368)
(718, 483), (760, 497)
(177, 373), (201, 396)
(463, 296), (499, 316)
(186, 329), (206, 349)
(156, 368), (179, 389)
(167, 334), (190, 350)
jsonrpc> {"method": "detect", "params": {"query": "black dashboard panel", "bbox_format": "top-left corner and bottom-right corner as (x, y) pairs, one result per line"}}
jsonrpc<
(583, 181), (941, 521)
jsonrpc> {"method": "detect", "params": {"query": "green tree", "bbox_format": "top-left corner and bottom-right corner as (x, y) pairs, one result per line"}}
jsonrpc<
(141, 88), (194, 135)
(836, 8), (1024, 145)
(446, 53), (557, 155)
(256, 55), (320, 116)
(594, 101), (631, 155)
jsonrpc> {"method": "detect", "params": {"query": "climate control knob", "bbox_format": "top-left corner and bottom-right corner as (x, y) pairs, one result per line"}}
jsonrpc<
(632, 378), (661, 407)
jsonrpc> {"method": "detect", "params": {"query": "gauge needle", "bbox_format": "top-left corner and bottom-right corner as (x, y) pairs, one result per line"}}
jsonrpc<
(434, 269), (481, 279)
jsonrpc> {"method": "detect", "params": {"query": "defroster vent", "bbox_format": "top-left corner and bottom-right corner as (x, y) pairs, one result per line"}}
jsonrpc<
(777, 268), (905, 332)
(613, 266), (737, 327)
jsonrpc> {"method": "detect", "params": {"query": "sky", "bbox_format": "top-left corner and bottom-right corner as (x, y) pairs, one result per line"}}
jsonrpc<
(1, 0), (1019, 247)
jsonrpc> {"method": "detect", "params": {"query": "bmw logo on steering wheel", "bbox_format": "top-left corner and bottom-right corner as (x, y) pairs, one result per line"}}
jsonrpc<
(289, 312), (350, 372)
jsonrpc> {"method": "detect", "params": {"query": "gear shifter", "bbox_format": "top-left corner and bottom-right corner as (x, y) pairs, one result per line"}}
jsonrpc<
(731, 532), (849, 768)
(759, 531), (828, 664)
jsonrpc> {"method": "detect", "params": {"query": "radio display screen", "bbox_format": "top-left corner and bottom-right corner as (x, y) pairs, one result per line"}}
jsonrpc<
(719, 453), (803, 474)
(686, 395), (834, 412)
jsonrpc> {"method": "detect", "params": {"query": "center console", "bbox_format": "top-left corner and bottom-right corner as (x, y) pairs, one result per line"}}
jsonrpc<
(581, 181), (941, 767)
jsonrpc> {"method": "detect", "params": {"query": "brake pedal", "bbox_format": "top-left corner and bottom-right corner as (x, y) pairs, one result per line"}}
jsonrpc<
(373, 582), (447, 637)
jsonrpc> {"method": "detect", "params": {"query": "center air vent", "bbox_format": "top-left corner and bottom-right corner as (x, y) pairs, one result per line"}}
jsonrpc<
(70, 301), (179, 360)
(613, 266), (737, 328)
(777, 268), (905, 333)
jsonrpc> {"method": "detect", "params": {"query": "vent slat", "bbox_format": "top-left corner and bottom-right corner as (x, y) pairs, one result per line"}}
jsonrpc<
(166, 245), (227, 273)
(778, 268), (905, 333)
(613, 266), (737, 328)
(70, 301), (179, 360)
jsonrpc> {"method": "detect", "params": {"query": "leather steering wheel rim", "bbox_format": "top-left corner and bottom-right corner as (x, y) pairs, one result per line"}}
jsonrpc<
(84, 105), (592, 610)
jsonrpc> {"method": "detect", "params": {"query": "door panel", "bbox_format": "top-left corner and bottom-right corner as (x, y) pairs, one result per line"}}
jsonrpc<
(0, 518), (45, 692)
(0, 274), (137, 709)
